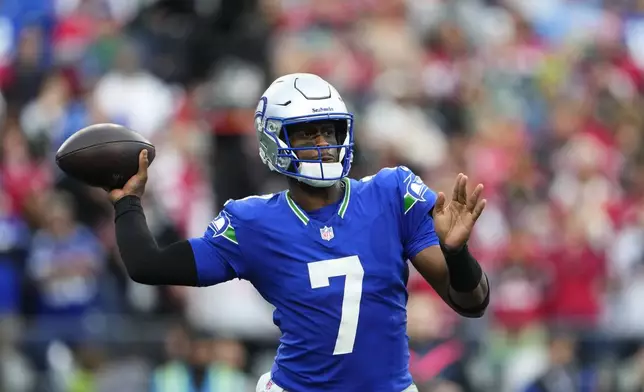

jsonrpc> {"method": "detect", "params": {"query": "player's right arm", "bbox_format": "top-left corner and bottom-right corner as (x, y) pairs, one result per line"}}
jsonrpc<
(113, 196), (243, 286)
(109, 150), (242, 286)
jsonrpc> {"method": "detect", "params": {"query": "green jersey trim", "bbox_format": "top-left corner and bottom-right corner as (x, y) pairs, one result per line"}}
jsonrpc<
(285, 192), (310, 225)
(338, 177), (351, 218)
(223, 226), (238, 244)
(285, 177), (352, 224)
(403, 194), (418, 215)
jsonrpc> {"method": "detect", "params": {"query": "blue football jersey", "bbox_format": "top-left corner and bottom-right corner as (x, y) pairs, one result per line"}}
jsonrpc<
(189, 166), (439, 392)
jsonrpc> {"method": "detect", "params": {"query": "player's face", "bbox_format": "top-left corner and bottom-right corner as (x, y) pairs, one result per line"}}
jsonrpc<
(286, 121), (339, 162)
(190, 340), (213, 366)
(46, 204), (74, 236)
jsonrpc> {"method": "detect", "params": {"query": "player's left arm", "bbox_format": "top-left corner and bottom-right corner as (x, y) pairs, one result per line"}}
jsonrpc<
(411, 244), (489, 318)
(401, 170), (489, 318)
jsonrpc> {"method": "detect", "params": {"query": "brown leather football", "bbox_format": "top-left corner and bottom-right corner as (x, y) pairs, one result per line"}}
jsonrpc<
(55, 123), (155, 189)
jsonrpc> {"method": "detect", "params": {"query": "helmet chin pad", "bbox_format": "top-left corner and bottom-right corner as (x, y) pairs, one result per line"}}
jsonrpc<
(296, 162), (343, 187)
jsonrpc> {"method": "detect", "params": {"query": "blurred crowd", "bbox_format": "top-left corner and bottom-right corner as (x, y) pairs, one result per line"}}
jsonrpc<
(1, 0), (644, 391)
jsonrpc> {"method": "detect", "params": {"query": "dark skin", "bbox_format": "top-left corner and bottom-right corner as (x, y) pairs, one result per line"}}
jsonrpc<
(110, 121), (488, 316)
(285, 121), (344, 211)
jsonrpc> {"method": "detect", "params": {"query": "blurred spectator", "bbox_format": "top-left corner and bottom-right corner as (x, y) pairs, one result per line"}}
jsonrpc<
(0, 122), (51, 220)
(151, 327), (250, 392)
(93, 39), (175, 140)
(523, 332), (598, 392)
(543, 217), (606, 330)
(618, 344), (644, 392)
(407, 292), (472, 392)
(23, 190), (106, 371)
(0, 317), (35, 392)
(1, 25), (48, 115)
(489, 230), (549, 372)
(0, 188), (30, 316)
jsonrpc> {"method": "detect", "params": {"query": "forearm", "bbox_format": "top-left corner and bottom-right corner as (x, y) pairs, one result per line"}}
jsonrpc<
(448, 273), (488, 309)
(114, 196), (199, 286)
(442, 244), (489, 317)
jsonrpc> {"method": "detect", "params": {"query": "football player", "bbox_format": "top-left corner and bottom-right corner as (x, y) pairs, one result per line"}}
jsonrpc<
(109, 73), (489, 392)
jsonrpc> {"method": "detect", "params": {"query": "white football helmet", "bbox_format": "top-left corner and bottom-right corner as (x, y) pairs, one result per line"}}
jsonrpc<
(254, 73), (354, 187)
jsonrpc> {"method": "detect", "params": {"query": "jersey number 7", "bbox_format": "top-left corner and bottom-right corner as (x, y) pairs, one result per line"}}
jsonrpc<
(308, 256), (365, 355)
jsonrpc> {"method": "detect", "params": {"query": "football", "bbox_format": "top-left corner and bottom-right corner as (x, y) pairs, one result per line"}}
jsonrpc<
(55, 123), (156, 190)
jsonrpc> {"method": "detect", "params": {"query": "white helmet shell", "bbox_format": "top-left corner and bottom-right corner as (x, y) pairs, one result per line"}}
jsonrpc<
(254, 73), (354, 187)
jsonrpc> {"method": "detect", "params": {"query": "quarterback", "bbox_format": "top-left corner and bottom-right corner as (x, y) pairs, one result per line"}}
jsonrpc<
(109, 73), (489, 392)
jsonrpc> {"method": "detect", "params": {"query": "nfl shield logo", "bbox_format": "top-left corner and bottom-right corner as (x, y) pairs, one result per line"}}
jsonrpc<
(320, 226), (334, 241)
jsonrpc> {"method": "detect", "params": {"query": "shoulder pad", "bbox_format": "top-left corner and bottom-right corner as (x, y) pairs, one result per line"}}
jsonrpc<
(357, 166), (398, 186)
(221, 193), (280, 224)
(364, 166), (436, 215)
(206, 193), (276, 247)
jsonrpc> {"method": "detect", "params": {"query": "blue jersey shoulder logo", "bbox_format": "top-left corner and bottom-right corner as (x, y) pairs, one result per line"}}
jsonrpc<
(208, 211), (238, 245)
(402, 173), (429, 214)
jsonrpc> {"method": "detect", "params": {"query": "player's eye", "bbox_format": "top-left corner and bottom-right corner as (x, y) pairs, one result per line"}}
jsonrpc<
(288, 126), (335, 144)
(321, 128), (335, 138)
(300, 129), (322, 140)
(291, 129), (314, 140)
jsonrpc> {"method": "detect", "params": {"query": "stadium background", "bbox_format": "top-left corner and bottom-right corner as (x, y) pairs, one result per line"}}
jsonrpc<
(1, 0), (644, 391)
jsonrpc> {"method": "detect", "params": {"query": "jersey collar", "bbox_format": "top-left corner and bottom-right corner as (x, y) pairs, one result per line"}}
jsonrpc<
(286, 178), (351, 225)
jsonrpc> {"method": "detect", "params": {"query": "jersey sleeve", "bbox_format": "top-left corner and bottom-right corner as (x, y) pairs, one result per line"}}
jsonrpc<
(188, 207), (247, 286)
(392, 166), (440, 259)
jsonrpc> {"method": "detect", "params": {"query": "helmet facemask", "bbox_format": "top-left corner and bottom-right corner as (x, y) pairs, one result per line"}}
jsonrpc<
(282, 119), (348, 169)
(257, 113), (354, 188)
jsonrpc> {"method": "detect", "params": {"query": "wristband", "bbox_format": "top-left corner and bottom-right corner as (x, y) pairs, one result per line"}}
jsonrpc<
(441, 243), (483, 292)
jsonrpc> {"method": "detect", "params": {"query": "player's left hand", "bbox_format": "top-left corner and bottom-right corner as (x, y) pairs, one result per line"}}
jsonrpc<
(432, 173), (486, 251)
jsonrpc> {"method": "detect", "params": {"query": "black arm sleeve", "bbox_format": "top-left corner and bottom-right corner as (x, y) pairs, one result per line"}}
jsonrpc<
(441, 243), (483, 292)
(114, 196), (199, 286)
